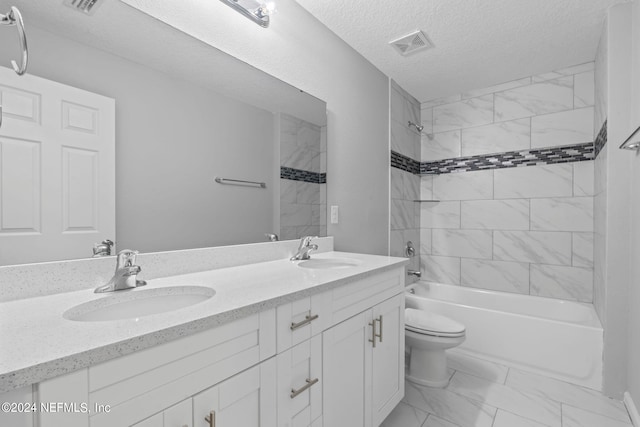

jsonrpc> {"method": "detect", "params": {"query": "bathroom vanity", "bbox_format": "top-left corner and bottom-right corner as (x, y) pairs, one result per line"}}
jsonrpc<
(0, 244), (407, 427)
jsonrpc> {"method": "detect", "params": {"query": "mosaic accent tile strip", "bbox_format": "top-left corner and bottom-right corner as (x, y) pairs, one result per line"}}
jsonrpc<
(594, 119), (607, 158)
(280, 166), (326, 184)
(420, 142), (594, 175)
(391, 150), (420, 174)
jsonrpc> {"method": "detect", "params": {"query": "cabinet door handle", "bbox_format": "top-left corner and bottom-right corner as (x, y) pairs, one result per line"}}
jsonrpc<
(290, 313), (319, 331)
(376, 315), (383, 343)
(290, 377), (319, 399)
(369, 320), (377, 348)
(205, 410), (216, 427)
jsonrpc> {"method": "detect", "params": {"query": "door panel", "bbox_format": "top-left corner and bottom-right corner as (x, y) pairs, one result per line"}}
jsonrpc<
(371, 294), (405, 426)
(322, 311), (372, 427)
(0, 66), (115, 265)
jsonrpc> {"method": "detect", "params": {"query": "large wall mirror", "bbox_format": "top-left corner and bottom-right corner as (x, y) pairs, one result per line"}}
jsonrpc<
(0, 0), (327, 266)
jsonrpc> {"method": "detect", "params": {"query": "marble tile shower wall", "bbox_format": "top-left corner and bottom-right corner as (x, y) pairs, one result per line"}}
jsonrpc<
(420, 62), (595, 161)
(279, 113), (327, 240)
(390, 81), (421, 276)
(418, 63), (597, 302)
(419, 162), (595, 302)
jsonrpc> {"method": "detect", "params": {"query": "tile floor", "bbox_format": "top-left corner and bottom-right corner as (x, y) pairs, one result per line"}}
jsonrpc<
(382, 350), (633, 427)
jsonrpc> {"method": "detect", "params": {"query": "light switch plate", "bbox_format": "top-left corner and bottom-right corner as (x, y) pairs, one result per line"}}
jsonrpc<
(330, 205), (339, 224)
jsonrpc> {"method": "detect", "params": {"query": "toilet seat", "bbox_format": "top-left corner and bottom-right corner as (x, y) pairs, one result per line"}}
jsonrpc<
(405, 308), (465, 338)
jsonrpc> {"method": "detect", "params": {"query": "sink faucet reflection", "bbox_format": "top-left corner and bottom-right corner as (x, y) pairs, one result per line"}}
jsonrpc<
(290, 236), (318, 261)
(94, 250), (147, 293)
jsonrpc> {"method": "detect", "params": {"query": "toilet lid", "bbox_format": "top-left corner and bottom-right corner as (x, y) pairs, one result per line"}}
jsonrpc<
(405, 308), (465, 336)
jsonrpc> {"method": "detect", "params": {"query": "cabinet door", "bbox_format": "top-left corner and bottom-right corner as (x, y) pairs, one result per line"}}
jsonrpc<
(322, 310), (372, 427)
(0, 386), (34, 427)
(132, 413), (163, 427)
(277, 335), (322, 427)
(193, 358), (276, 427)
(371, 294), (404, 426)
(164, 399), (192, 427)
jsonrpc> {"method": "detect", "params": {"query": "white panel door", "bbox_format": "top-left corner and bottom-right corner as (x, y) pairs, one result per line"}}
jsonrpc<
(371, 294), (405, 426)
(192, 358), (276, 427)
(322, 310), (372, 427)
(0, 66), (115, 265)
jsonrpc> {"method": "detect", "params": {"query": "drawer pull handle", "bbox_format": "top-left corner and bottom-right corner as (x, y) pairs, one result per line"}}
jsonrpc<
(205, 410), (216, 427)
(369, 320), (377, 348)
(290, 377), (319, 399)
(290, 313), (319, 331)
(376, 315), (383, 343)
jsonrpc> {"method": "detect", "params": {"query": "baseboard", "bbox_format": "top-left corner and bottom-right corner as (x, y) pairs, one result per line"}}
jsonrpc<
(625, 392), (640, 426)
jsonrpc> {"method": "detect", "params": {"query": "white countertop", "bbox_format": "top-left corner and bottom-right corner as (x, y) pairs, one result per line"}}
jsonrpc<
(0, 251), (407, 393)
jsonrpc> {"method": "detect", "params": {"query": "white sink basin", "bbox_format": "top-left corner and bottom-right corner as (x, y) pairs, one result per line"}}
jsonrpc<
(297, 258), (362, 270)
(64, 286), (216, 322)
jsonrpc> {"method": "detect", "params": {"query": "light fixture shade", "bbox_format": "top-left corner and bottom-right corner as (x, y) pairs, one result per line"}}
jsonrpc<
(620, 125), (640, 150)
(219, 0), (271, 28)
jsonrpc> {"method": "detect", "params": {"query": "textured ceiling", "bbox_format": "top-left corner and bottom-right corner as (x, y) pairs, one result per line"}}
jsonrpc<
(294, 0), (628, 102)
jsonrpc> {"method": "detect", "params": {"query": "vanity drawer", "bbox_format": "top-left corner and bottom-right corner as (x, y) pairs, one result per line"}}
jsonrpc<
(277, 335), (322, 427)
(87, 310), (275, 427)
(330, 267), (404, 326)
(276, 291), (330, 353)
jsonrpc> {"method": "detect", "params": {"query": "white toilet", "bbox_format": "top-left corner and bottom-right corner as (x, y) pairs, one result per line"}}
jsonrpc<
(405, 308), (466, 387)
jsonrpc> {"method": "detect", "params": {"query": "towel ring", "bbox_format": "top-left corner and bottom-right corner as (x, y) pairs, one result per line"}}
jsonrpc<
(0, 6), (28, 76)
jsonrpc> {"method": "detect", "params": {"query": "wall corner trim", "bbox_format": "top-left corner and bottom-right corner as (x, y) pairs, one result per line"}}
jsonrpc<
(625, 391), (640, 426)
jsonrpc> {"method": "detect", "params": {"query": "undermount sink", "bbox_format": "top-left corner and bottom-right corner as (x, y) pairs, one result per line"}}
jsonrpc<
(297, 258), (362, 270)
(64, 286), (216, 322)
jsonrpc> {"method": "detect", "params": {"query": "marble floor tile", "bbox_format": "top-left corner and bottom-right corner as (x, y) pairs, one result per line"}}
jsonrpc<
(394, 351), (632, 427)
(381, 401), (429, 427)
(423, 414), (463, 427)
(447, 350), (509, 384)
(505, 368), (631, 423)
(492, 410), (549, 427)
(561, 404), (633, 427)
(403, 380), (497, 427)
(448, 371), (561, 427)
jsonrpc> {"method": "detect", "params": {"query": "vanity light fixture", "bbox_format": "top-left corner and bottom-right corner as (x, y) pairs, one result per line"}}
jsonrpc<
(219, 0), (275, 28)
(620, 124), (640, 151)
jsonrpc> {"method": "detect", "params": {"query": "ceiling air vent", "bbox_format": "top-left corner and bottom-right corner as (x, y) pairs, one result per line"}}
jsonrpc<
(389, 30), (434, 56)
(63, 0), (104, 15)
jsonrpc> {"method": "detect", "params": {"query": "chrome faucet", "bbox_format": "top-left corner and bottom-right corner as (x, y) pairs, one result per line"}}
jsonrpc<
(94, 250), (147, 293)
(290, 236), (318, 261)
(92, 239), (114, 257)
(265, 233), (279, 242)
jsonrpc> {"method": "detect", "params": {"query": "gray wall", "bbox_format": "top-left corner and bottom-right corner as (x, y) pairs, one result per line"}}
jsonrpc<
(0, 25), (277, 252)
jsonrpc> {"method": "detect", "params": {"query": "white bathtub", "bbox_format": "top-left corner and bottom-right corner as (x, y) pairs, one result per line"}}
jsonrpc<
(406, 281), (603, 391)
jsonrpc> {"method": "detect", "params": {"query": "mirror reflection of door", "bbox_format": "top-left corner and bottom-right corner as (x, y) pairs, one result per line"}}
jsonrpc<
(0, 66), (115, 265)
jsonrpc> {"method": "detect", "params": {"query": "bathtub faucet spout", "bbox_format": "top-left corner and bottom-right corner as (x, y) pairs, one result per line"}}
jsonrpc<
(408, 270), (422, 278)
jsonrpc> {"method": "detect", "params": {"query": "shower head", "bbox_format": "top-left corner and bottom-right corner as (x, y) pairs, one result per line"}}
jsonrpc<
(408, 121), (424, 133)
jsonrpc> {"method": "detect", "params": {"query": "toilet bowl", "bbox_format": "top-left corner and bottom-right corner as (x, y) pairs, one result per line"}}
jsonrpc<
(405, 308), (466, 387)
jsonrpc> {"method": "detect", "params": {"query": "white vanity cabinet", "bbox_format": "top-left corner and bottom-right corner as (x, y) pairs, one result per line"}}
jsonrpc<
(8, 263), (405, 427)
(323, 293), (404, 427)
